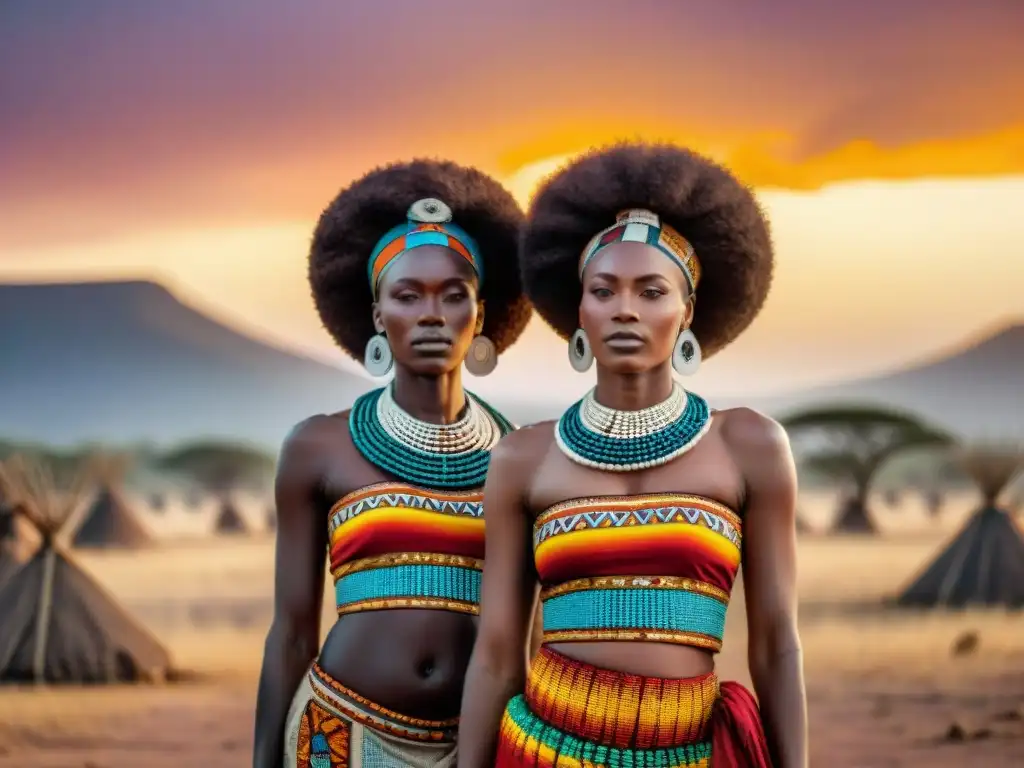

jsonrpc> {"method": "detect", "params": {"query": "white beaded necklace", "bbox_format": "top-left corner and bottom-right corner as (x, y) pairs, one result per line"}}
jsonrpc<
(578, 382), (688, 438)
(376, 385), (502, 455)
(554, 382), (713, 472)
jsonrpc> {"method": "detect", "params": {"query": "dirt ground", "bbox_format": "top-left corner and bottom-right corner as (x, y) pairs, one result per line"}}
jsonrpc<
(1, 495), (1022, 767)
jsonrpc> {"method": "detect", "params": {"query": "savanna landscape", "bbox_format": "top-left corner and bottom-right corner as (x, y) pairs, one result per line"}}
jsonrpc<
(3, 4), (1024, 766)
(1, 433), (1022, 767)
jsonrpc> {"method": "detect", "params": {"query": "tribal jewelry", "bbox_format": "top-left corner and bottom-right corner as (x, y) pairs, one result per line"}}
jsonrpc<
(350, 386), (514, 489)
(555, 382), (712, 471)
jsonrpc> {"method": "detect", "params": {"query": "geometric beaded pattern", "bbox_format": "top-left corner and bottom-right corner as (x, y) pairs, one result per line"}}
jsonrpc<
(534, 495), (741, 551)
(531, 494), (743, 652)
(579, 210), (702, 293)
(329, 483), (483, 537)
(327, 483), (486, 616)
(296, 697), (351, 768)
(309, 662), (458, 743)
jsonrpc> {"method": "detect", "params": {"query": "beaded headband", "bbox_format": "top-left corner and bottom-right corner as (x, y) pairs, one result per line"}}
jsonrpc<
(579, 209), (701, 292)
(368, 198), (483, 298)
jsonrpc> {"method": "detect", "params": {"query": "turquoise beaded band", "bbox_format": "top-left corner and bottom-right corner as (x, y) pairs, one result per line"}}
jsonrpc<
(503, 695), (712, 767)
(335, 563), (482, 615)
(541, 588), (726, 650)
(349, 387), (515, 489)
(556, 390), (711, 470)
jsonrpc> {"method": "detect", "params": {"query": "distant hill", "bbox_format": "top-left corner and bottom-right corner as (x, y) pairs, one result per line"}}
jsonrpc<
(0, 280), (371, 447)
(730, 322), (1024, 438)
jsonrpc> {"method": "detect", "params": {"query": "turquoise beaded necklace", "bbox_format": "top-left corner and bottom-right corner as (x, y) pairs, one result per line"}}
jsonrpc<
(555, 383), (712, 472)
(350, 386), (515, 489)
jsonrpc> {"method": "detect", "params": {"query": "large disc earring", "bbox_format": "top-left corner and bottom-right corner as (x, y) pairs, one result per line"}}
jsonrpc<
(363, 333), (394, 377)
(568, 329), (594, 372)
(672, 328), (702, 375)
(465, 335), (497, 377)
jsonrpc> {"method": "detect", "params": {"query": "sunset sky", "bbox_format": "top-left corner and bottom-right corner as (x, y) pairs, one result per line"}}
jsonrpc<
(2, 0), (1023, 404)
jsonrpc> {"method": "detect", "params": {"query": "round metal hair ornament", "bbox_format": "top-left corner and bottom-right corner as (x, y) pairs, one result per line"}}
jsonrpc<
(408, 198), (453, 224)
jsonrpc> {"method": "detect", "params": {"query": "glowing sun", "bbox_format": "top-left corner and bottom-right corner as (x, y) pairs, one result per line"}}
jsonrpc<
(503, 153), (576, 209)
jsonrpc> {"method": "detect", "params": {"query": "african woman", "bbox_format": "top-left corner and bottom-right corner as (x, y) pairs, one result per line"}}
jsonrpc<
(458, 144), (807, 767)
(253, 160), (532, 768)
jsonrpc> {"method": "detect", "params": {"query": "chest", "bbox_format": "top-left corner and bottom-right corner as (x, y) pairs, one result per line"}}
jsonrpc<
(526, 432), (743, 517)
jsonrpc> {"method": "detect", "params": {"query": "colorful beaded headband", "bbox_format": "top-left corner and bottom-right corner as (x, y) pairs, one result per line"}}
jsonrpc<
(579, 209), (702, 292)
(368, 198), (483, 298)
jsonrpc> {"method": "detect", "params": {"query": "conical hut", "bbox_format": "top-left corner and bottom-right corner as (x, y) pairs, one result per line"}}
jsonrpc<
(214, 496), (248, 535)
(72, 453), (151, 549)
(896, 444), (1024, 609)
(0, 455), (172, 683)
(0, 496), (30, 585)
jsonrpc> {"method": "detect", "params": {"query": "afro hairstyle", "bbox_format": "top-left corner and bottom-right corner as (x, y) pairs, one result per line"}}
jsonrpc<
(521, 142), (773, 359)
(309, 159), (532, 362)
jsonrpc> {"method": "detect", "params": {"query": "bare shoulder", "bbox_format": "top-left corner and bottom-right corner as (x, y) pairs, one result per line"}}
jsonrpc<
(715, 406), (790, 458)
(715, 407), (796, 507)
(278, 411), (350, 470)
(489, 420), (557, 475)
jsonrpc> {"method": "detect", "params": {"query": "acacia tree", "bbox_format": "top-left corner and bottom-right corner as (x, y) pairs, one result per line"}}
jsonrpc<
(158, 442), (275, 532)
(783, 405), (952, 534)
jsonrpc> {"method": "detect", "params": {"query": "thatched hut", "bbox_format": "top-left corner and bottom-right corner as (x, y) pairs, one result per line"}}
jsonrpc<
(896, 444), (1024, 609)
(0, 456), (171, 683)
(71, 454), (151, 549)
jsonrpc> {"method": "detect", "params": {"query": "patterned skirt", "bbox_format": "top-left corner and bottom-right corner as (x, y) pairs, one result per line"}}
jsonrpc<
(285, 662), (458, 768)
(496, 647), (771, 768)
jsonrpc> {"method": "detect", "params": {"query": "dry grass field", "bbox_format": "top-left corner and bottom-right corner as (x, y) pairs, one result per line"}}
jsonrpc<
(0, 491), (1022, 767)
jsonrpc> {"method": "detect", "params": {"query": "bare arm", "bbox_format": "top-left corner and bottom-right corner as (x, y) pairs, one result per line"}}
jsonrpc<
(252, 418), (331, 768)
(457, 431), (539, 768)
(729, 409), (808, 768)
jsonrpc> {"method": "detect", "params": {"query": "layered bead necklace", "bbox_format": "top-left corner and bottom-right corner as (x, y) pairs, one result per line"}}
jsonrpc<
(350, 385), (514, 489)
(555, 382), (712, 472)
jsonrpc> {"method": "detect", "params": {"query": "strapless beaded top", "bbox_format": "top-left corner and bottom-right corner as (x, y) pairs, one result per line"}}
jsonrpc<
(329, 482), (485, 616)
(533, 493), (742, 651)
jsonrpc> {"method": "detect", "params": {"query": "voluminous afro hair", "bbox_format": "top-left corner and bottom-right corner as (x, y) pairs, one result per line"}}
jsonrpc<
(522, 143), (773, 359)
(309, 159), (531, 361)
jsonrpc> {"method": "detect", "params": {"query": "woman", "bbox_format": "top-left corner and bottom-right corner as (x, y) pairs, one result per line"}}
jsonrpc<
(253, 160), (532, 768)
(458, 144), (807, 767)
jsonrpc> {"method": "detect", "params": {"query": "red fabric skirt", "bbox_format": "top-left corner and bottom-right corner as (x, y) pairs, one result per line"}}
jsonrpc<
(495, 647), (770, 767)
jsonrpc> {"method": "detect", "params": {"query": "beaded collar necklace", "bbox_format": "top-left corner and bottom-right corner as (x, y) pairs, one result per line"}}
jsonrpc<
(555, 382), (712, 472)
(349, 385), (514, 489)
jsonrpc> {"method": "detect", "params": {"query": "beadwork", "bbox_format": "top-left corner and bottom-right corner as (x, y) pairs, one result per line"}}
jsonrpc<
(496, 647), (716, 767)
(532, 493), (742, 651)
(328, 483), (487, 617)
(555, 383), (712, 471)
(309, 662), (459, 742)
(350, 386), (514, 489)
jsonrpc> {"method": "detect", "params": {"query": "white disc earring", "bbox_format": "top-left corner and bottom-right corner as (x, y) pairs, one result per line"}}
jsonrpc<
(465, 335), (497, 376)
(672, 328), (702, 375)
(568, 329), (594, 372)
(363, 333), (394, 377)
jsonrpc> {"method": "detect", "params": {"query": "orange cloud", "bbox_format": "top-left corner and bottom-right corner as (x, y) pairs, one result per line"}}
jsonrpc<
(500, 124), (1024, 208)
(2, 1), (1023, 252)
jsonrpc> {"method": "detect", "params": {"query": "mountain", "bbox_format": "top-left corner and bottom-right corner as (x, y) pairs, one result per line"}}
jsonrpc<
(729, 322), (1024, 438)
(0, 280), (371, 447)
